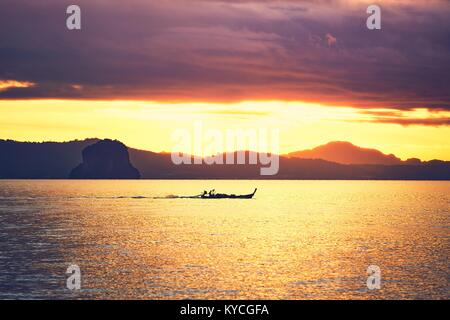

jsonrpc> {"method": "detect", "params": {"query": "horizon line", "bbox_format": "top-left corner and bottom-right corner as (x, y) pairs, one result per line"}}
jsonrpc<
(1, 137), (447, 163)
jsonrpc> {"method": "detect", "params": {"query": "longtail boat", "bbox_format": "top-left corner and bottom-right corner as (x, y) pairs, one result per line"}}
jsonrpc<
(198, 188), (257, 199)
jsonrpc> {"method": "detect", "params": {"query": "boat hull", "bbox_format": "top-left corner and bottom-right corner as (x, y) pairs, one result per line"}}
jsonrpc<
(199, 188), (257, 199)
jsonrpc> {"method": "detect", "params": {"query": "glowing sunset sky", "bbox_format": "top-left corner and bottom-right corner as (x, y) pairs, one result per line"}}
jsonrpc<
(0, 0), (449, 160)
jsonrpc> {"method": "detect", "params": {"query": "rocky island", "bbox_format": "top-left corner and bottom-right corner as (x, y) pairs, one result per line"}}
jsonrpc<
(69, 139), (141, 179)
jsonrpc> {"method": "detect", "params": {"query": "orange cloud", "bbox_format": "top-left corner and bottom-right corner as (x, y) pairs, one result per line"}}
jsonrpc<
(325, 33), (337, 47)
(356, 109), (450, 126)
(205, 109), (270, 117)
(0, 80), (35, 92)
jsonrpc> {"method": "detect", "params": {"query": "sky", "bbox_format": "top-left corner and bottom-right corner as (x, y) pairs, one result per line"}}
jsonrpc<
(0, 0), (449, 160)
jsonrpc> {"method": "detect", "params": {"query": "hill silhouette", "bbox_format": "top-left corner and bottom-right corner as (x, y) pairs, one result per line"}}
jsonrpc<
(129, 148), (450, 180)
(288, 141), (403, 165)
(0, 139), (99, 178)
(0, 139), (449, 180)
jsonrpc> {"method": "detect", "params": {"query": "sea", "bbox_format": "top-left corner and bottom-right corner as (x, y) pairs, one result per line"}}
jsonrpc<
(0, 180), (448, 299)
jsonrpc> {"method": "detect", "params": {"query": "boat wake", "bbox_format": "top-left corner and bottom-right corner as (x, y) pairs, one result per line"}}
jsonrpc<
(0, 190), (257, 200)
(84, 194), (198, 199)
(85, 195), (183, 199)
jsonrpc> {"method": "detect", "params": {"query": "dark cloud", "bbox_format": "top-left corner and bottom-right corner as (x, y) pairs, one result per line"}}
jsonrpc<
(359, 117), (450, 127)
(0, 0), (449, 110)
(356, 107), (450, 126)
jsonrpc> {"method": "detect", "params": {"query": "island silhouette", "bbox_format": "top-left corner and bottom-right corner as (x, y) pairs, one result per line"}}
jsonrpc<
(0, 139), (449, 180)
(69, 139), (140, 179)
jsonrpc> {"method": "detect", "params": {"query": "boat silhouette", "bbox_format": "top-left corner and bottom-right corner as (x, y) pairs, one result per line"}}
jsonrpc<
(202, 188), (257, 199)
(190, 188), (257, 199)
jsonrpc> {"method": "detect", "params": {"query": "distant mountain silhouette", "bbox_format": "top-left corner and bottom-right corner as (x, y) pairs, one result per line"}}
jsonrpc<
(0, 139), (99, 179)
(129, 149), (450, 180)
(288, 141), (403, 165)
(70, 139), (140, 179)
(0, 139), (449, 180)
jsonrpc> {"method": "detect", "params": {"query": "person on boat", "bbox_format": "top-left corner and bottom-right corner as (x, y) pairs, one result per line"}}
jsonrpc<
(208, 189), (215, 196)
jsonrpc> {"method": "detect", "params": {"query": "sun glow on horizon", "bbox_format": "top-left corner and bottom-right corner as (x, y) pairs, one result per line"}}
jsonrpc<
(1, 99), (449, 161)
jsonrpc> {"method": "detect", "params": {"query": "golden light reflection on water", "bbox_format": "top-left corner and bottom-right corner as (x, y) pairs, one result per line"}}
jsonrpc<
(0, 180), (448, 299)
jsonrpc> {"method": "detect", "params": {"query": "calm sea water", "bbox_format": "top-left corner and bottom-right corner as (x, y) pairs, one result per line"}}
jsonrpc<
(0, 180), (448, 300)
